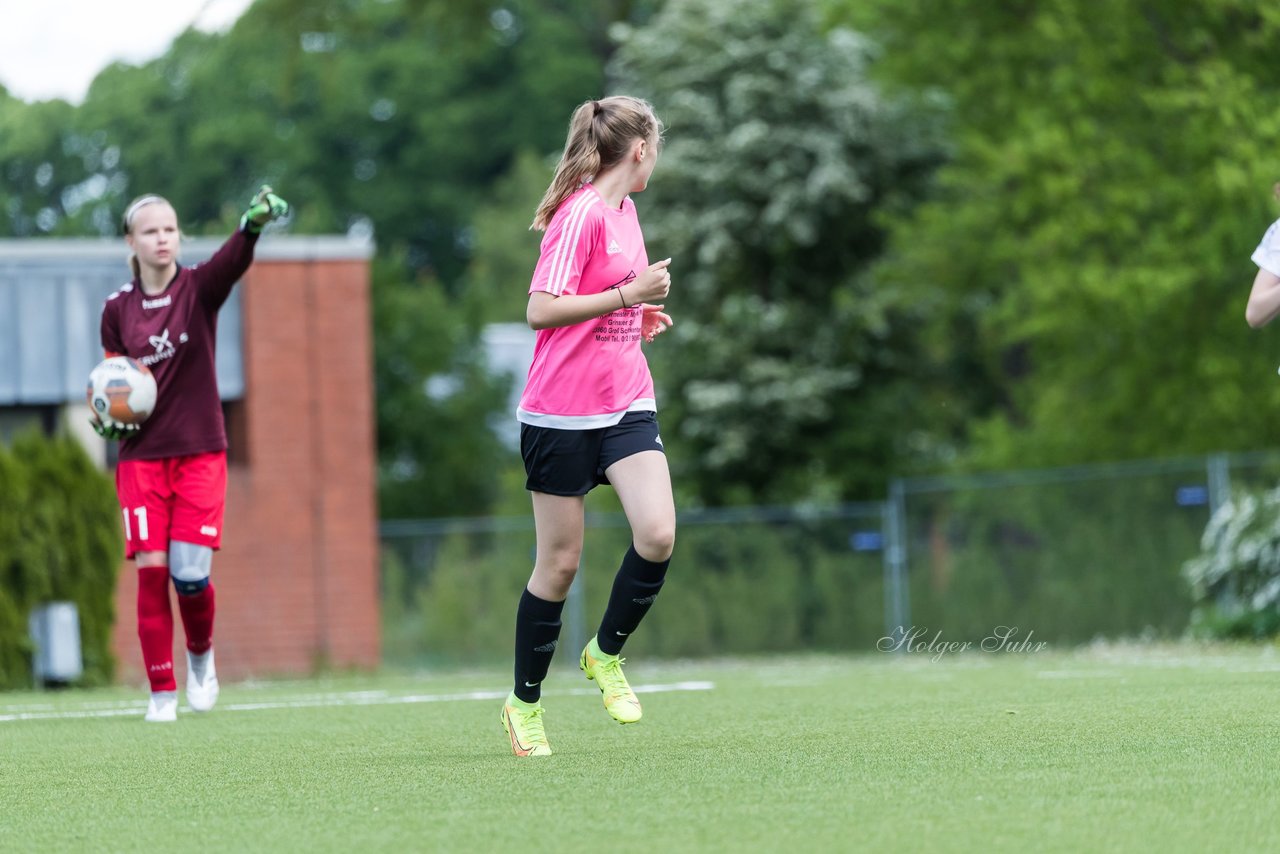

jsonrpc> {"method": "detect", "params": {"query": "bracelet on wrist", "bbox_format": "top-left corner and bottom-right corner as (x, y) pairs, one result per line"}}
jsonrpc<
(618, 288), (627, 309)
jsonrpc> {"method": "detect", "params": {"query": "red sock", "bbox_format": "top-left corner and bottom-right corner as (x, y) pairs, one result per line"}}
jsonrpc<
(136, 565), (175, 692)
(177, 583), (216, 655)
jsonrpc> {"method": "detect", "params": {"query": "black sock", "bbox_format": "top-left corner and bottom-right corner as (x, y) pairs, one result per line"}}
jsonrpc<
(513, 588), (564, 703)
(596, 544), (670, 656)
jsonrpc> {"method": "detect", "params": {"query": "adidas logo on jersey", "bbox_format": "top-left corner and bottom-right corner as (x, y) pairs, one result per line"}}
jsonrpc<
(606, 239), (623, 255)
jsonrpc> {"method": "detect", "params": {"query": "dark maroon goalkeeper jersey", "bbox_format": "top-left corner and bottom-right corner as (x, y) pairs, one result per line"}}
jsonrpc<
(100, 228), (259, 461)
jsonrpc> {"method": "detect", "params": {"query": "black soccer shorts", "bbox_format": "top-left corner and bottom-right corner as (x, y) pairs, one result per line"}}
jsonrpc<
(520, 411), (665, 496)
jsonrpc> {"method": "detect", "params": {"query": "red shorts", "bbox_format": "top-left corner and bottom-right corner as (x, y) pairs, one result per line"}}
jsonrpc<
(115, 452), (227, 558)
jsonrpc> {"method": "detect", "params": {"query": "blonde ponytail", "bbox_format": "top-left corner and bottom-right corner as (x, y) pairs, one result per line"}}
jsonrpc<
(531, 96), (663, 231)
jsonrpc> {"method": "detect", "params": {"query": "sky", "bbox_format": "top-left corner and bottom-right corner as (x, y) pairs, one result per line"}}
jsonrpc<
(0, 0), (256, 104)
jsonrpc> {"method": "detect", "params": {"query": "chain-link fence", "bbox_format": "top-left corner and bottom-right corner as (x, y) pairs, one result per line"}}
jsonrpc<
(379, 503), (886, 668)
(883, 451), (1280, 648)
(379, 451), (1280, 666)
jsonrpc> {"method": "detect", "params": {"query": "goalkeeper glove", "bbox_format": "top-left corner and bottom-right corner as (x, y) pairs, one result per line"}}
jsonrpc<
(90, 416), (140, 441)
(240, 185), (290, 233)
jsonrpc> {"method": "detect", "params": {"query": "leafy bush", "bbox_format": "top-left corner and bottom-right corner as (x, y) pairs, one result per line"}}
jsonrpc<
(0, 430), (122, 688)
(1183, 487), (1280, 640)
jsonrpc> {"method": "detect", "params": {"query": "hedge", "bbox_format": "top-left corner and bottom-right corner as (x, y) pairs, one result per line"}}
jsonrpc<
(0, 430), (122, 689)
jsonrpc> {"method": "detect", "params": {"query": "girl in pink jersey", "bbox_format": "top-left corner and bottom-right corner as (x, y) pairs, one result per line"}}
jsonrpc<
(500, 96), (676, 756)
(96, 187), (288, 722)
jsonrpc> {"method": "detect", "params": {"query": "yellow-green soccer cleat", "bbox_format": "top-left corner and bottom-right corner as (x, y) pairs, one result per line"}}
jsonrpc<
(579, 639), (642, 724)
(500, 693), (552, 757)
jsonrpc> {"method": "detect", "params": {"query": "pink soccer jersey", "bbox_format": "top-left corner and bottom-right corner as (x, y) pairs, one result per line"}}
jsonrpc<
(517, 184), (657, 429)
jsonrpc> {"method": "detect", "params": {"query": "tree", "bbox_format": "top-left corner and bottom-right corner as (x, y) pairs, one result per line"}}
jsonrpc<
(371, 252), (515, 518)
(455, 149), (552, 325)
(829, 0), (1280, 469)
(0, 92), (96, 236)
(610, 0), (946, 504)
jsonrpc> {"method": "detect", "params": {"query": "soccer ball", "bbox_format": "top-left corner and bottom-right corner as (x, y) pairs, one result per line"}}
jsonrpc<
(86, 357), (157, 425)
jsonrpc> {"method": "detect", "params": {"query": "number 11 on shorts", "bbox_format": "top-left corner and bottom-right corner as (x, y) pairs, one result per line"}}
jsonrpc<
(123, 506), (149, 541)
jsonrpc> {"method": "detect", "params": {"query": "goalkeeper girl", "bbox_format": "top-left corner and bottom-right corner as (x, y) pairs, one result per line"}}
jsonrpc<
(500, 96), (676, 756)
(95, 186), (288, 722)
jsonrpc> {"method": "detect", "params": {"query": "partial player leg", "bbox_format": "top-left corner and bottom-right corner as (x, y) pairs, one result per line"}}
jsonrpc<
(169, 452), (226, 713)
(595, 542), (671, 656)
(518, 492), (585, 696)
(117, 460), (179, 721)
(136, 554), (177, 723)
(171, 540), (218, 712)
(512, 588), (564, 705)
(581, 449), (676, 724)
(501, 491), (586, 756)
(505, 589), (561, 756)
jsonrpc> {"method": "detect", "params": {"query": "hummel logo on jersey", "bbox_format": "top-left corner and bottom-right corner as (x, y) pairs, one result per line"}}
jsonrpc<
(606, 239), (623, 255)
(141, 295), (172, 310)
(141, 329), (176, 367)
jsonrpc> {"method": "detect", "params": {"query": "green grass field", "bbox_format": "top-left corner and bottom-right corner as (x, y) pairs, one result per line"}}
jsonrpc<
(3, 644), (1279, 853)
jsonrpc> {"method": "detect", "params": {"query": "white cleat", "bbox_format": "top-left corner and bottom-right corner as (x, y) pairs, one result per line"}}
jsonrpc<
(186, 649), (220, 713)
(145, 691), (178, 723)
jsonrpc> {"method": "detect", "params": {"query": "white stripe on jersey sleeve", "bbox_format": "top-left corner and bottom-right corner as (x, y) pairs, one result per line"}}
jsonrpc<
(545, 189), (599, 297)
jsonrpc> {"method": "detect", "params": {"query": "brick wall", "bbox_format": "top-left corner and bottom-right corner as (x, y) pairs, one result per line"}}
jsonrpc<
(110, 252), (380, 685)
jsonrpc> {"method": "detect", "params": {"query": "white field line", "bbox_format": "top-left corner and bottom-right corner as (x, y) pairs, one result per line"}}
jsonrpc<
(0, 680), (715, 723)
